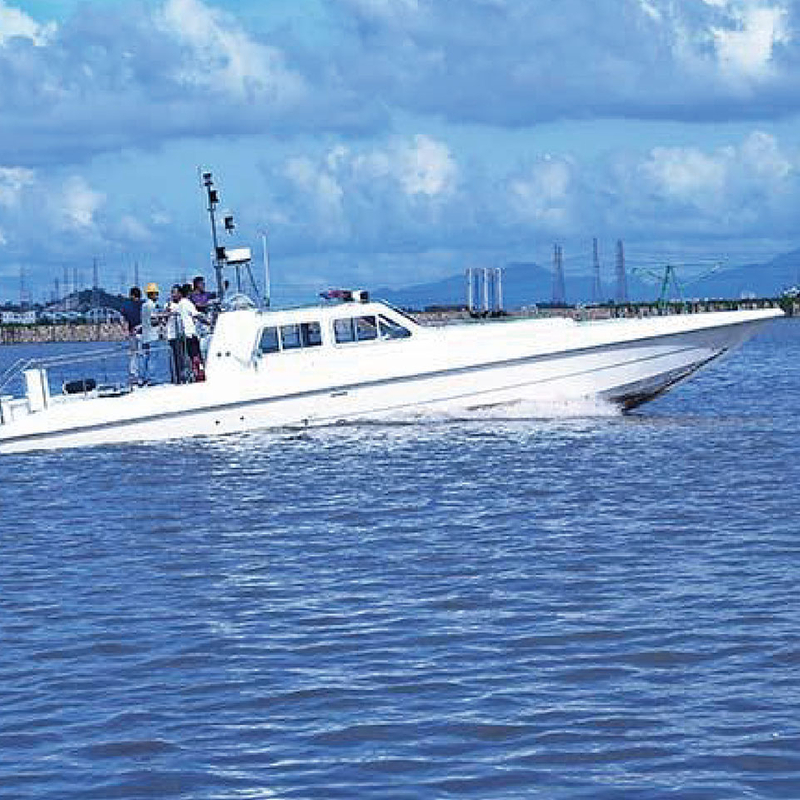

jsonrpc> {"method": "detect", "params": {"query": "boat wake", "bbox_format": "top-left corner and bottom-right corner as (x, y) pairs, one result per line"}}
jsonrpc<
(346, 396), (622, 425)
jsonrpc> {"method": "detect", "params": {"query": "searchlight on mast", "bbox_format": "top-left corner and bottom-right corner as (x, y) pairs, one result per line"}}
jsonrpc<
(200, 169), (262, 307)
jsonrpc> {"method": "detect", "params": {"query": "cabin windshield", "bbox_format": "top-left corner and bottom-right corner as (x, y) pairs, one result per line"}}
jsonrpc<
(334, 314), (411, 344)
(378, 315), (411, 339)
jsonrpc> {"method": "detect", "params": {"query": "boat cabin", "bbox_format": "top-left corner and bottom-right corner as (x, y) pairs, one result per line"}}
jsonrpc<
(206, 300), (421, 379)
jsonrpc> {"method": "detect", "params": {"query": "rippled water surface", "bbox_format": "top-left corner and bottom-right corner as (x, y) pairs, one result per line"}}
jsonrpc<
(1, 320), (799, 799)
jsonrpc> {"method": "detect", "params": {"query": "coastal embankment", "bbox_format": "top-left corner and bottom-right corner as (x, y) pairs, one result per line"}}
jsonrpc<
(0, 323), (126, 345)
(1, 297), (794, 344)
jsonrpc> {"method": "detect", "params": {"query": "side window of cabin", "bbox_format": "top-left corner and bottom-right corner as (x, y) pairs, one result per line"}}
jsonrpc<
(378, 315), (411, 340)
(259, 326), (280, 354)
(259, 321), (322, 354)
(356, 316), (378, 341)
(301, 322), (322, 347)
(333, 315), (385, 344)
(280, 324), (302, 350)
(334, 318), (356, 344)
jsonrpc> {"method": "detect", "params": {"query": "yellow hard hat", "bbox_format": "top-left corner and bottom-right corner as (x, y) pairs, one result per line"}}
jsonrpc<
(146, 282), (159, 294)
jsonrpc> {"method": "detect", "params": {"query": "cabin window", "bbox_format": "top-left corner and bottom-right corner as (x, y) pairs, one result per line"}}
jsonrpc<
(378, 315), (411, 340)
(258, 326), (280, 354)
(280, 324), (303, 350)
(356, 316), (378, 341)
(259, 321), (322, 354)
(334, 318), (356, 344)
(334, 315), (396, 344)
(301, 321), (323, 347)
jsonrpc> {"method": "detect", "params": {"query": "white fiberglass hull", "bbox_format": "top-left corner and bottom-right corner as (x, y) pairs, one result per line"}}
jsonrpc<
(0, 307), (781, 453)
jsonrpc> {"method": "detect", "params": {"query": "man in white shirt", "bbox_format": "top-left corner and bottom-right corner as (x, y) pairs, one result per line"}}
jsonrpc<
(166, 284), (206, 383)
(139, 283), (162, 385)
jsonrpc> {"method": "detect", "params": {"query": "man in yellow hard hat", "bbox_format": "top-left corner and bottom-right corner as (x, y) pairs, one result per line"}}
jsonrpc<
(139, 282), (162, 385)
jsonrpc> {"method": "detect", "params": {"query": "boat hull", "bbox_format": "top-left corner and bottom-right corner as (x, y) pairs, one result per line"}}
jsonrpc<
(0, 311), (775, 453)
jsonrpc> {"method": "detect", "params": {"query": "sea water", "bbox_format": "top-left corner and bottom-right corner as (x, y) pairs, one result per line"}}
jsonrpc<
(0, 320), (798, 800)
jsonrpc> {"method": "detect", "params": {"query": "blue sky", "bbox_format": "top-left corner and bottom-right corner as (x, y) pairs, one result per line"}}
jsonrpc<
(1, 0), (799, 304)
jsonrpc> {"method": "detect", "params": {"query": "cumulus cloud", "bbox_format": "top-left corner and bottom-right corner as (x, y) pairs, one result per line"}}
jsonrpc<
(0, 167), (156, 268)
(253, 129), (800, 271)
(2, 0), (799, 173)
(156, 0), (307, 103)
(605, 131), (799, 237)
(2, 128), (800, 296)
(2, 1), (800, 297)
(0, 166), (35, 207)
(55, 176), (105, 230)
(712, 3), (790, 82)
(267, 135), (461, 253)
(1, 0), (799, 173)
(352, 135), (458, 198)
(0, 1), (54, 45)
(0, 0), (381, 167)
(329, 0), (800, 123)
(507, 157), (578, 233)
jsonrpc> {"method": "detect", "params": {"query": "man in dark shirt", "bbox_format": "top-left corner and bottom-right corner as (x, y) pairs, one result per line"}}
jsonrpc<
(121, 287), (143, 385)
(121, 286), (143, 333)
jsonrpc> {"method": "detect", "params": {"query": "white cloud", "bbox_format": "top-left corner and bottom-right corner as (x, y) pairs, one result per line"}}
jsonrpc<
(281, 135), (456, 226)
(118, 214), (152, 242)
(262, 128), (800, 267)
(640, 146), (730, 211)
(56, 176), (105, 230)
(0, 166), (35, 207)
(0, 2), (55, 45)
(353, 135), (458, 198)
(712, 3), (789, 82)
(508, 158), (576, 232)
(606, 130), (799, 237)
(157, 0), (307, 103)
(397, 135), (458, 197)
(330, 0), (800, 124)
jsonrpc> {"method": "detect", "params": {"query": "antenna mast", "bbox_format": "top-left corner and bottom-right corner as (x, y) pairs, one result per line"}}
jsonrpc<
(202, 170), (225, 302)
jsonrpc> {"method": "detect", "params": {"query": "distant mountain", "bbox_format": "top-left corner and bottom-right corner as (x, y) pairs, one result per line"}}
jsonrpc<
(685, 249), (800, 299)
(376, 261), (650, 309)
(375, 250), (800, 310)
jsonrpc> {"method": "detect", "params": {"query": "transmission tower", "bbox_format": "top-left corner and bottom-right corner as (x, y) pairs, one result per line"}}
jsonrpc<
(91, 258), (100, 309)
(615, 239), (628, 303)
(19, 266), (29, 309)
(134, 261), (140, 290)
(552, 244), (566, 306)
(591, 237), (603, 304)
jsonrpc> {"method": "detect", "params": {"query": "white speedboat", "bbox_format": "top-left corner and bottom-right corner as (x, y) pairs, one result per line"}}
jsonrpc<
(0, 294), (783, 453)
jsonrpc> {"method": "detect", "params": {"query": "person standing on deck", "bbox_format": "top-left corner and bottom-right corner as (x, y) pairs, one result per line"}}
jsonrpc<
(189, 275), (213, 314)
(121, 286), (143, 385)
(139, 283), (162, 385)
(165, 284), (206, 383)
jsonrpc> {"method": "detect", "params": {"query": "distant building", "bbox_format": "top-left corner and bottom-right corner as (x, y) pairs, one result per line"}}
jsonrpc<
(0, 310), (37, 325)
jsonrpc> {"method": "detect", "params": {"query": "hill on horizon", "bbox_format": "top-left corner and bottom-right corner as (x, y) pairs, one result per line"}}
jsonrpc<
(375, 249), (800, 309)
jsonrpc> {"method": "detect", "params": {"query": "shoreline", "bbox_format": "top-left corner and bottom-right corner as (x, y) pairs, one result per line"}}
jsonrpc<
(1, 298), (794, 345)
(0, 323), (127, 345)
